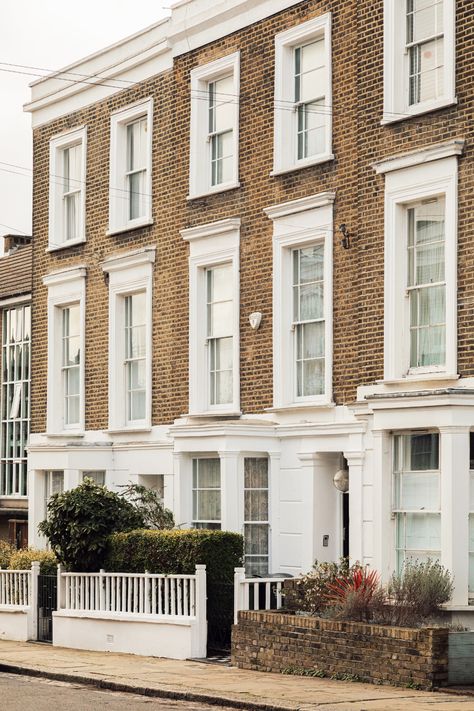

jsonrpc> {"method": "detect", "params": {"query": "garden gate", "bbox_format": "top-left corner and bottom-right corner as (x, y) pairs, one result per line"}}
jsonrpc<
(37, 574), (57, 642)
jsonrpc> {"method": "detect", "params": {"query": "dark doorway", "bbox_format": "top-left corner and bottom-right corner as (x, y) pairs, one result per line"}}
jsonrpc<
(37, 574), (57, 643)
(342, 493), (349, 558)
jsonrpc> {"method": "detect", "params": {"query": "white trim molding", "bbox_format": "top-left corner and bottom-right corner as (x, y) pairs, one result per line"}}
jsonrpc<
(48, 126), (87, 251)
(188, 52), (240, 200)
(381, 153), (460, 382)
(382, 0), (456, 124)
(273, 13), (333, 175)
(374, 140), (465, 175)
(108, 98), (153, 236)
(266, 192), (335, 409)
(181, 218), (240, 416)
(102, 247), (156, 431)
(43, 266), (87, 436)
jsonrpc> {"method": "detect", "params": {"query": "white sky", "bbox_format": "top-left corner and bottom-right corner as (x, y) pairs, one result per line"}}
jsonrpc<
(0, 1), (170, 246)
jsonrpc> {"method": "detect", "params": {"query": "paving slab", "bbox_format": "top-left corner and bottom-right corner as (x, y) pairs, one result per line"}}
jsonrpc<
(0, 640), (473, 710)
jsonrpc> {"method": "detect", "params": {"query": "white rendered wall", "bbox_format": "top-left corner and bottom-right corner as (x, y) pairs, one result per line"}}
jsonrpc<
(52, 612), (203, 659)
(0, 609), (30, 642)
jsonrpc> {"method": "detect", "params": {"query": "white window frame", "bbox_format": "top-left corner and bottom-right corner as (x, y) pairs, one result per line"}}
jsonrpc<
(265, 192), (334, 409)
(102, 247), (155, 432)
(180, 218), (240, 416)
(108, 98), (153, 235)
(192, 457), (222, 530)
(82, 470), (106, 486)
(375, 143), (462, 381)
(43, 267), (86, 435)
(48, 126), (87, 251)
(383, 0), (456, 124)
(273, 13), (333, 176)
(189, 52), (240, 199)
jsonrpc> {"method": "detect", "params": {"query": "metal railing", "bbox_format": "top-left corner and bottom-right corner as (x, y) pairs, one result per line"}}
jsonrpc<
(233, 567), (286, 624)
(58, 565), (206, 619)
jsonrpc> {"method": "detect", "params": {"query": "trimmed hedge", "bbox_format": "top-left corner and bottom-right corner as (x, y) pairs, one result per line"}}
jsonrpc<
(104, 529), (243, 582)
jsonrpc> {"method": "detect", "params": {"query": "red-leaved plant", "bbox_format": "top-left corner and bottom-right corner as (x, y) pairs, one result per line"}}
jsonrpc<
(325, 567), (384, 622)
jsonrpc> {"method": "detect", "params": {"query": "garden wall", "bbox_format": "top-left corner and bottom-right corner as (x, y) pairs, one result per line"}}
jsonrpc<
(232, 611), (449, 689)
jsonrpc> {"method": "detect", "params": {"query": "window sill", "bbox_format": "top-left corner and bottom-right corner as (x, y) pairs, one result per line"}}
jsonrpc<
(182, 410), (242, 419)
(377, 373), (460, 386)
(187, 182), (241, 201)
(46, 237), (86, 253)
(271, 153), (335, 177)
(45, 431), (85, 439)
(381, 97), (457, 125)
(0, 495), (28, 500)
(106, 218), (154, 237)
(266, 401), (335, 413)
(105, 426), (152, 434)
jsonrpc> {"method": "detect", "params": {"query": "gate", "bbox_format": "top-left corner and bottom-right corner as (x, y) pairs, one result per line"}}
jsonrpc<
(207, 581), (234, 654)
(37, 574), (57, 643)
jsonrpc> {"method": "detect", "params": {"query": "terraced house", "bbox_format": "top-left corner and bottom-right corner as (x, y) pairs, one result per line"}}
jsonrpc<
(25, 0), (474, 622)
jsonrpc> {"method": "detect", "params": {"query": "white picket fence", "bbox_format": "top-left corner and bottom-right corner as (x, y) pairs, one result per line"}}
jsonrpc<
(233, 567), (285, 624)
(59, 568), (200, 618)
(0, 569), (32, 608)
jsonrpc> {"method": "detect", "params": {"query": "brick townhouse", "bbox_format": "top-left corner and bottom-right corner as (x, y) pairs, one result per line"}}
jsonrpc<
(0, 234), (32, 548)
(24, 0), (474, 621)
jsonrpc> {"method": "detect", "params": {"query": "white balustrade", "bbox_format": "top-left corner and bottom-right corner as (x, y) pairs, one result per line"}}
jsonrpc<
(58, 566), (205, 619)
(233, 567), (286, 624)
(0, 569), (32, 608)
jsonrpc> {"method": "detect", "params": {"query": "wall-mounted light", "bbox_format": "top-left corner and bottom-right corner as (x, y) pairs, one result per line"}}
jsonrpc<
(249, 312), (262, 330)
(339, 224), (351, 250)
(333, 456), (349, 493)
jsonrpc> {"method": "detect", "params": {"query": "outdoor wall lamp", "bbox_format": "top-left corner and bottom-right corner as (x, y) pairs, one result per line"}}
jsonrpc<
(339, 224), (351, 250)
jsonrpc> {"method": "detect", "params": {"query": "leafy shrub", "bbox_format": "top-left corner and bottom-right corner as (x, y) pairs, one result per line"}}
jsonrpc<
(0, 540), (15, 568)
(387, 560), (453, 626)
(119, 483), (174, 529)
(105, 528), (243, 652)
(9, 548), (58, 575)
(104, 528), (243, 582)
(38, 479), (145, 571)
(326, 568), (385, 622)
(284, 558), (354, 614)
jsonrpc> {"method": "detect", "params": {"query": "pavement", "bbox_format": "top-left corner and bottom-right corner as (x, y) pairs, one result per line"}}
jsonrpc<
(0, 640), (473, 710)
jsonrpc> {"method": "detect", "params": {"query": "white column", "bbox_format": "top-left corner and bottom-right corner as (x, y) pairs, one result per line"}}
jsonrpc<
(29, 561), (40, 640)
(440, 426), (470, 606)
(268, 452), (281, 573)
(219, 451), (241, 532)
(194, 564), (207, 658)
(28, 469), (46, 549)
(298, 453), (317, 572)
(172, 452), (192, 528)
(345, 452), (364, 564)
(371, 430), (392, 582)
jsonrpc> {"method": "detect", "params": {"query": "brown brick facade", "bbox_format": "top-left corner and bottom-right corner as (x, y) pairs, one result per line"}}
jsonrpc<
(30, 0), (474, 434)
(231, 610), (450, 689)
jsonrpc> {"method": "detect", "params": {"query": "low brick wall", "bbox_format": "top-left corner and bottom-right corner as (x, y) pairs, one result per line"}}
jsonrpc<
(232, 611), (449, 689)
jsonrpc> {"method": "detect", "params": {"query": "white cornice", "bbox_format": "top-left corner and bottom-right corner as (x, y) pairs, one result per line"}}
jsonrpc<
(25, 0), (303, 127)
(373, 139), (465, 175)
(264, 192), (336, 220)
(42, 266), (87, 287)
(101, 246), (156, 273)
(180, 217), (241, 242)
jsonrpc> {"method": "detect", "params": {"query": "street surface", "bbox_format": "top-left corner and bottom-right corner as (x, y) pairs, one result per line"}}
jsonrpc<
(0, 672), (234, 711)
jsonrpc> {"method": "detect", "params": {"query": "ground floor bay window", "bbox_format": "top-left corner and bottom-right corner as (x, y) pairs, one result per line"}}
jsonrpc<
(244, 458), (269, 576)
(393, 432), (440, 572)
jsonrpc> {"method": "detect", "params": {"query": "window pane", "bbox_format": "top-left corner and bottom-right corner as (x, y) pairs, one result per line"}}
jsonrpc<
(244, 458), (268, 489)
(245, 490), (269, 521)
(209, 302), (233, 338)
(244, 524), (269, 555)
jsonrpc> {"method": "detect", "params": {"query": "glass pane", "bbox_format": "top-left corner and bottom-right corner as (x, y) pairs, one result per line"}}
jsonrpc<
(410, 433), (439, 470)
(66, 367), (80, 396)
(405, 512), (441, 552)
(67, 395), (80, 425)
(244, 458), (268, 489)
(196, 459), (221, 488)
(299, 245), (324, 283)
(245, 490), (269, 521)
(412, 0), (442, 43)
(130, 390), (146, 421)
(197, 490), (221, 521)
(302, 321), (325, 359)
(245, 557), (269, 577)
(299, 283), (324, 321)
(397, 471), (439, 510)
(210, 264), (233, 301)
(244, 524), (269, 555)
(302, 358), (325, 396)
(215, 370), (233, 405)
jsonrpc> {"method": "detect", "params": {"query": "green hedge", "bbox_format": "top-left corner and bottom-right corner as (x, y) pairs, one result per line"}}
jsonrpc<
(104, 529), (243, 583)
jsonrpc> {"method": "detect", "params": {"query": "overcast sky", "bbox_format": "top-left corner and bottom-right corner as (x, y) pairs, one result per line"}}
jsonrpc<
(0, 1), (169, 248)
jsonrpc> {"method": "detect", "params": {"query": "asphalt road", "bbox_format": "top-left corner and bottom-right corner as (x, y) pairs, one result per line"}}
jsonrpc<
(0, 672), (235, 710)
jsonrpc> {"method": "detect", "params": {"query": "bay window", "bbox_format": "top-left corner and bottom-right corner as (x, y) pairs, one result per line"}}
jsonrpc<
(393, 432), (441, 572)
(244, 458), (269, 576)
(1, 304), (30, 497)
(192, 458), (221, 530)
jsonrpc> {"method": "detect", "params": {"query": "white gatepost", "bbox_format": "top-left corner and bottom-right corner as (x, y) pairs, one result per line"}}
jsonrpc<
(57, 564), (66, 610)
(194, 564), (207, 658)
(233, 566), (245, 624)
(29, 561), (40, 640)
